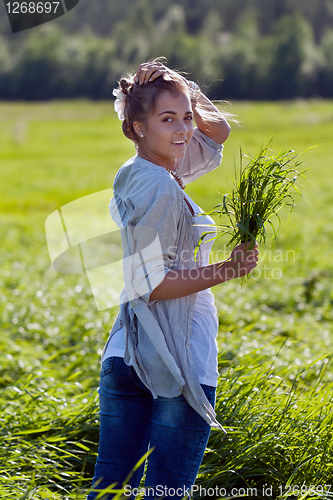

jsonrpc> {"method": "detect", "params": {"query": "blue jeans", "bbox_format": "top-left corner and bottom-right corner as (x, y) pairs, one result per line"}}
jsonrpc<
(87, 356), (215, 500)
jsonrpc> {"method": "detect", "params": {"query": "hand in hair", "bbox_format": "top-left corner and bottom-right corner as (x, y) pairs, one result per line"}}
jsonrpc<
(134, 61), (179, 86)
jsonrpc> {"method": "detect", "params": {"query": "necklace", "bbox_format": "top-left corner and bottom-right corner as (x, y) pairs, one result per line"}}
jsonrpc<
(166, 169), (185, 190)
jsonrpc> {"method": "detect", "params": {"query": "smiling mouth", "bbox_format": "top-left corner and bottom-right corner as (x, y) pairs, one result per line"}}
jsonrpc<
(172, 140), (186, 145)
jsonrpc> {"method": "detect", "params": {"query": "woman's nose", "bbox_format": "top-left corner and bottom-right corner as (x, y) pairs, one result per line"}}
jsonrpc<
(176, 121), (188, 134)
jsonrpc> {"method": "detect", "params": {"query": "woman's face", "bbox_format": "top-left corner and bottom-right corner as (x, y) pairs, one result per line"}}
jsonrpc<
(135, 89), (194, 169)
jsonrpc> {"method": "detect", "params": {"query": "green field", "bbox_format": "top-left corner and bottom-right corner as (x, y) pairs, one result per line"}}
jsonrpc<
(1, 100), (333, 499)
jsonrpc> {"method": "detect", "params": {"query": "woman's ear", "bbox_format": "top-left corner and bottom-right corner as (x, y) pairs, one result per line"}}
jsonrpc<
(133, 121), (145, 139)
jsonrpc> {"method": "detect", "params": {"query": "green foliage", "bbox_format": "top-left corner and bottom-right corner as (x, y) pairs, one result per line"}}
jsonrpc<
(0, 32), (116, 100)
(0, 0), (333, 99)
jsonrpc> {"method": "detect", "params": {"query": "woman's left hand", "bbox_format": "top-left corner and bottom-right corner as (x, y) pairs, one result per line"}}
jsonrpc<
(134, 61), (178, 85)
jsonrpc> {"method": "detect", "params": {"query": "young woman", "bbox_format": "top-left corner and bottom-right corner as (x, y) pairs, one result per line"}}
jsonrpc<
(87, 60), (259, 500)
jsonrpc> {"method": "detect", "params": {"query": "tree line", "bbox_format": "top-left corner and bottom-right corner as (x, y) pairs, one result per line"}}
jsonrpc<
(0, 0), (332, 100)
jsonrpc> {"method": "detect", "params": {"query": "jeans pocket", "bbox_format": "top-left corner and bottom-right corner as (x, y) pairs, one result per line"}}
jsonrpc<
(100, 356), (114, 377)
(201, 384), (216, 408)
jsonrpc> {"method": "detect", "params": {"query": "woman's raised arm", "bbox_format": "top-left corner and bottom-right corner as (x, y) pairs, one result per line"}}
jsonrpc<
(192, 92), (231, 145)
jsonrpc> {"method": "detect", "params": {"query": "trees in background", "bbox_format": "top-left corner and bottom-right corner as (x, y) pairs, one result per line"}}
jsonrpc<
(0, 0), (332, 100)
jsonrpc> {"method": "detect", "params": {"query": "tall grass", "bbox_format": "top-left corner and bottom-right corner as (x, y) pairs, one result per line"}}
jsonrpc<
(197, 347), (333, 499)
(1, 345), (333, 499)
(0, 370), (99, 499)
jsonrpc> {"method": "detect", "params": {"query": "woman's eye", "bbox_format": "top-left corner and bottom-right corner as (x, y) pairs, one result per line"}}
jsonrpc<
(162, 116), (192, 122)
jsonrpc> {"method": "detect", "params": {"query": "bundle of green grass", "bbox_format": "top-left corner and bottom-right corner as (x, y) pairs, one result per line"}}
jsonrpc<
(195, 141), (307, 259)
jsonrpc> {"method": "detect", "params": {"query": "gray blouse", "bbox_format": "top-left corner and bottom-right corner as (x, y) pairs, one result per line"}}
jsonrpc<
(102, 128), (225, 430)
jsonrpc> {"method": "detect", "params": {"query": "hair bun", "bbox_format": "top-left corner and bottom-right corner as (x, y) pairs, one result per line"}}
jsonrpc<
(120, 78), (132, 95)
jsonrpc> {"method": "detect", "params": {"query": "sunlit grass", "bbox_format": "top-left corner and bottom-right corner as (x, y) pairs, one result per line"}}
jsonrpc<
(197, 348), (333, 499)
(1, 99), (333, 499)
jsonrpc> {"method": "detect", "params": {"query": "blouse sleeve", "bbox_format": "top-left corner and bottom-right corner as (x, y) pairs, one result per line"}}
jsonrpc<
(114, 190), (182, 306)
(175, 128), (224, 185)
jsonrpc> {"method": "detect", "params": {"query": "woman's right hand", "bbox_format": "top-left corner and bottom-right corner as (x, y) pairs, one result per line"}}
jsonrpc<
(225, 241), (259, 280)
(134, 61), (177, 85)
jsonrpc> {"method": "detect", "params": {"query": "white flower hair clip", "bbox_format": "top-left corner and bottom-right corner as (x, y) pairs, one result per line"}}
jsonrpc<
(112, 88), (127, 121)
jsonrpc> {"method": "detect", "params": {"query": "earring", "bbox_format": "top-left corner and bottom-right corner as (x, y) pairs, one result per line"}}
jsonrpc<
(140, 134), (144, 138)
